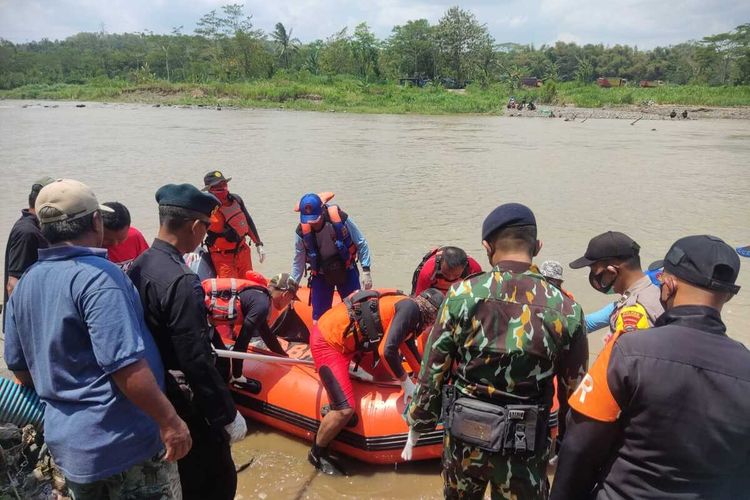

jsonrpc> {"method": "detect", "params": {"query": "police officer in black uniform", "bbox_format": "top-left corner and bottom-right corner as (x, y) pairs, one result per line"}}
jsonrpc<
(128, 184), (247, 500)
(552, 234), (750, 500)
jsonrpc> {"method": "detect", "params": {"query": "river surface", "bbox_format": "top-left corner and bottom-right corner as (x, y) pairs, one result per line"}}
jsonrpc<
(1, 101), (749, 499)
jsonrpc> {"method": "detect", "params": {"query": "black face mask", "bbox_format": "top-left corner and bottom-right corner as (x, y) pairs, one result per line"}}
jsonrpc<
(589, 268), (617, 295)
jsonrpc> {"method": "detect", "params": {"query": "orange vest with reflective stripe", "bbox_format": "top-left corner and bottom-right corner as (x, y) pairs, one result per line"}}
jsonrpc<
(202, 273), (268, 338)
(208, 198), (250, 251)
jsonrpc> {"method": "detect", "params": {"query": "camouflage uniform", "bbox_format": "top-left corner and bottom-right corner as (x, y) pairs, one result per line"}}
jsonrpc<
(65, 455), (181, 500)
(407, 262), (588, 500)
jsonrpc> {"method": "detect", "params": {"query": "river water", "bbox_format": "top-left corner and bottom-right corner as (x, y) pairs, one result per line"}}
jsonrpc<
(1, 101), (749, 499)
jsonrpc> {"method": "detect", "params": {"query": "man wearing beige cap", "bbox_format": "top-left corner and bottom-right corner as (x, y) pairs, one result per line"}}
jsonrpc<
(3, 179), (191, 498)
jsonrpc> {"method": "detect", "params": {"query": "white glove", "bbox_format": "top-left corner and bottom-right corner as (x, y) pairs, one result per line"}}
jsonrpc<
(361, 271), (373, 290)
(257, 245), (266, 264)
(224, 411), (247, 444)
(400, 429), (421, 461)
(401, 377), (417, 404)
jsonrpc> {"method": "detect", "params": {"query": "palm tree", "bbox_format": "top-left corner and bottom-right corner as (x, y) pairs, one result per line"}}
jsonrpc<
(272, 22), (300, 69)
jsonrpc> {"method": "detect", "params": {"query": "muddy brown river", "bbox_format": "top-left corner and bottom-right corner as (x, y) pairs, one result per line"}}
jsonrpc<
(1, 101), (749, 499)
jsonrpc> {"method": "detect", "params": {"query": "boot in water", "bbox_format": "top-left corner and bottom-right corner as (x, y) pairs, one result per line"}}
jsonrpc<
(308, 443), (346, 476)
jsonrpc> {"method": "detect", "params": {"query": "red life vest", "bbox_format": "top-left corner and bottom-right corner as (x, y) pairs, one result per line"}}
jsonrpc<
(410, 247), (470, 294)
(202, 272), (269, 338)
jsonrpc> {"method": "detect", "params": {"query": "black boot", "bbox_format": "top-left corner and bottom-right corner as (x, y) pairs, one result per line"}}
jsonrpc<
(308, 441), (346, 476)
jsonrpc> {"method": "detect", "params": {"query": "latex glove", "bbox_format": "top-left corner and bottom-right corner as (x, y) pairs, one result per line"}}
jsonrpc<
(400, 429), (421, 461)
(400, 377), (417, 404)
(361, 271), (373, 290)
(257, 244), (266, 264)
(224, 411), (247, 444)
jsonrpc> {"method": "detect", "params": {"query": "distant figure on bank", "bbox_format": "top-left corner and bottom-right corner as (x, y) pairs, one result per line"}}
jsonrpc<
(129, 183), (247, 500)
(203, 170), (265, 278)
(101, 201), (149, 272)
(4, 179), (190, 498)
(411, 246), (482, 296)
(291, 192), (372, 321)
(552, 235), (749, 499)
(3, 177), (54, 313)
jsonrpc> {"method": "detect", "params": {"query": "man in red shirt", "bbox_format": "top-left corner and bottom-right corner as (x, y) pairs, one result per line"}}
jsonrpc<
(411, 246), (482, 295)
(102, 201), (149, 272)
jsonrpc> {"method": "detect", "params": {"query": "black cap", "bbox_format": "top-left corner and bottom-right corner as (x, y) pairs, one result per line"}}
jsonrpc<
(652, 235), (741, 294)
(419, 288), (445, 309)
(482, 203), (536, 241)
(569, 231), (640, 269)
(155, 183), (220, 217)
(202, 170), (231, 190)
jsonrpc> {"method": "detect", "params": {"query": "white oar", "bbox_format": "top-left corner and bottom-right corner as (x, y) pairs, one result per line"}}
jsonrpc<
(214, 349), (315, 366)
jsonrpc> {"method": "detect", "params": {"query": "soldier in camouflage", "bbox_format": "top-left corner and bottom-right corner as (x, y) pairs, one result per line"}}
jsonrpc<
(401, 203), (588, 499)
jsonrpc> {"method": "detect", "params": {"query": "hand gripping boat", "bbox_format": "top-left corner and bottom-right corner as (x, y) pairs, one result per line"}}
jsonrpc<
(218, 287), (444, 464)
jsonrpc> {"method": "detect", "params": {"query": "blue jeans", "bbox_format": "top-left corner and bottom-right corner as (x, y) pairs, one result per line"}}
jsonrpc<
(310, 267), (361, 320)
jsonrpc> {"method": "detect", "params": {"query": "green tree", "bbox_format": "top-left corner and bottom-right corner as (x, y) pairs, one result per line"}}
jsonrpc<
(385, 19), (435, 78)
(352, 23), (380, 80)
(434, 6), (492, 83)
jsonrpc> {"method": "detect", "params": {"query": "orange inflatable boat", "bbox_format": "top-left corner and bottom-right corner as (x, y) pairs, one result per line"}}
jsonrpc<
(221, 287), (443, 464)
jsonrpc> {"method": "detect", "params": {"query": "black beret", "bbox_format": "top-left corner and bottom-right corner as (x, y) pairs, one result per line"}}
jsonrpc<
(482, 203), (536, 241)
(155, 183), (220, 217)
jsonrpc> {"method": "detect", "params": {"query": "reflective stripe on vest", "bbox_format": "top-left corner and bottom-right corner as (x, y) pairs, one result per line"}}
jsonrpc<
(202, 276), (268, 327)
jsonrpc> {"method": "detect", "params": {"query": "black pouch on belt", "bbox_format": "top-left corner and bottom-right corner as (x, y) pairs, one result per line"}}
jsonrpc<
(321, 256), (347, 286)
(447, 397), (508, 452)
(503, 405), (544, 455)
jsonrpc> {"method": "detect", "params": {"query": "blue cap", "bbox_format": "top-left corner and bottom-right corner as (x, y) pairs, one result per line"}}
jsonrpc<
(482, 203), (536, 241)
(298, 193), (324, 223)
(155, 183), (220, 217)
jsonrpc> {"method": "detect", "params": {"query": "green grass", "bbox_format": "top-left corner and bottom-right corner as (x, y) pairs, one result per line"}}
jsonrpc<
(1, 78), (749, 114)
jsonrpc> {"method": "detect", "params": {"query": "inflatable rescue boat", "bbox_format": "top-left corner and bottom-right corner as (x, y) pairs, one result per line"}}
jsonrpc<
(220, 287), (444, 464)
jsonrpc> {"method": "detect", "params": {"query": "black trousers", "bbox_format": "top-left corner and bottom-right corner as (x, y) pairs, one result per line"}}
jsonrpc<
(169, 380), (236, 500)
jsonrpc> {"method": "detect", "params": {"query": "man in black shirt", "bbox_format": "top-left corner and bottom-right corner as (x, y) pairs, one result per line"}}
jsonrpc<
(3, 177), (54, 316)
(128, 183), (246, 500)
(552, 235), (749, 500)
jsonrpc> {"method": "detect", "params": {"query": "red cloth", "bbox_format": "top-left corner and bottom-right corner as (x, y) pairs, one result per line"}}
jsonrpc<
(105, 227), (149, 272)
(414, 255), (483, 295)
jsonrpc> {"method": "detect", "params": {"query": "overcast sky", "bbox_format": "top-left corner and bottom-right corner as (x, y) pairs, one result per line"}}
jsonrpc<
(1, 0), (748, 48)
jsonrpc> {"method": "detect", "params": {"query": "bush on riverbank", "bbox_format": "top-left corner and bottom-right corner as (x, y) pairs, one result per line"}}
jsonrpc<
(2, 77), (749, 114)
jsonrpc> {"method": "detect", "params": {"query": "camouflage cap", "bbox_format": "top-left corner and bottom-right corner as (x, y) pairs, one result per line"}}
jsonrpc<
(268, 272), (301, 300)
(540, 260), (564, 281)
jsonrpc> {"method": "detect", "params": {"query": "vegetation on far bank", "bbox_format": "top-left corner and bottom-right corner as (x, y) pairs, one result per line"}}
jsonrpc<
(2, 77), (749, 114)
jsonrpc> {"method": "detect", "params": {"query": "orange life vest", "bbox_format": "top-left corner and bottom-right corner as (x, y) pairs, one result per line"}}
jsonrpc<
(202, 272), (269, 338)
(208, 197), (251, 251)
(318, 289), (405, 354)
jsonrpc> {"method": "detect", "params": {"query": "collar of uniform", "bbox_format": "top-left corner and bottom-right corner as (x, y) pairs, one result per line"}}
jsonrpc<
(152, 238), (183, 258)
(654, 305), (726, 336)
(38, 244), (107, 261)
(617, 275), (653, 306)
(20, 209), (40, 226)
(493, 260), (532, 274)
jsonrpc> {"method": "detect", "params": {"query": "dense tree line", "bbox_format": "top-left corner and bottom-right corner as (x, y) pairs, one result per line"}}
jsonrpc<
(0, 4), (748, 89)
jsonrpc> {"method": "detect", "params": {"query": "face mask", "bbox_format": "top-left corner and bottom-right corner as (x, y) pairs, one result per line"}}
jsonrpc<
(211, 187), (229, 203)
(659, 280), (675, 311)
(589, 268), (617, 295)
